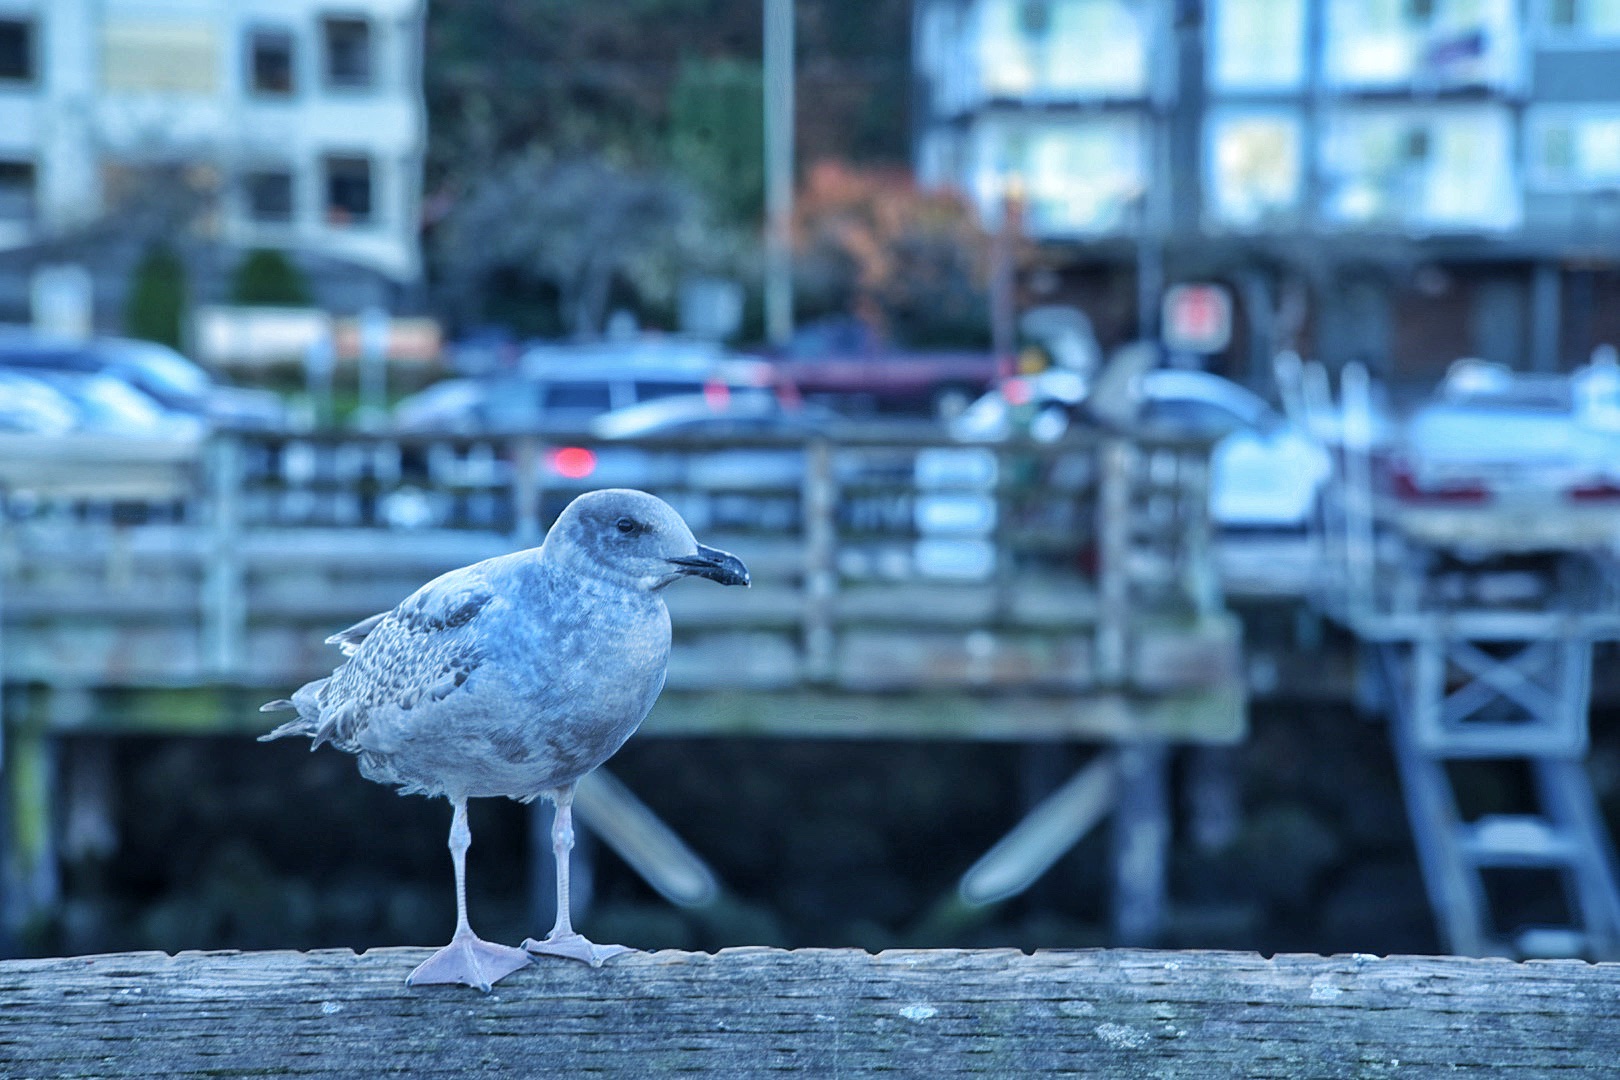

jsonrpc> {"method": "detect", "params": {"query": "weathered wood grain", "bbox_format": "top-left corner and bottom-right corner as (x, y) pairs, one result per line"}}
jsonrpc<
(1, 947), (1616, 1077)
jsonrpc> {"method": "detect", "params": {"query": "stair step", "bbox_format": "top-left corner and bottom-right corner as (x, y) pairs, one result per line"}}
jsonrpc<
(1457, 815), (1582, 865)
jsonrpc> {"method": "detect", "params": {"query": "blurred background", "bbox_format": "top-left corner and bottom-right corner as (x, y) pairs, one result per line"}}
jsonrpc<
(4, 0), (1620, 965)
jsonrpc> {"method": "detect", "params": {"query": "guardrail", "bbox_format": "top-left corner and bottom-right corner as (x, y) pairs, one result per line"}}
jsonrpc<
(0, 428), (1236, 708)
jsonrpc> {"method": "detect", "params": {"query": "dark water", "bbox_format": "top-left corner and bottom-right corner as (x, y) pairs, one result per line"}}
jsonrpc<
(28, 702), (1617, 960)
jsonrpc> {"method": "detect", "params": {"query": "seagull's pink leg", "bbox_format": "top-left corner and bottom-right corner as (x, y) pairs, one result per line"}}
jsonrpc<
(523, 784), (634, 966)
(408, 798), (531, 992)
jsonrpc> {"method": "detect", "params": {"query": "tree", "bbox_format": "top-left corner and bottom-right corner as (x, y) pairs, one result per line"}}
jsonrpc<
(422, 0), (913, 194)
(437, 153), (720, 339)
(792, 161), (998, 347)
(669, 56), (764, 225)
(124, 242), (187, 350)
(230, 248), (311, 307)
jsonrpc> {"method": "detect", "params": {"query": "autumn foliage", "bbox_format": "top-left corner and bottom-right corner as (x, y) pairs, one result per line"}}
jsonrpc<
(791, 161), (998, 347)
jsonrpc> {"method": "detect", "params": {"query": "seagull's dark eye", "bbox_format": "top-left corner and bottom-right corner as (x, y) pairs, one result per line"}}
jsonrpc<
(616, 517), (637, 534)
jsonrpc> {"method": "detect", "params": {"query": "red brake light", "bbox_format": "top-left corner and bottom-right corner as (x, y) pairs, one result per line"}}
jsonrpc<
(549, 446), (596, 479)
(703, 380), (731, 410)
(1389, 462), (1489, 504)
(1570, 481), (1620, 502)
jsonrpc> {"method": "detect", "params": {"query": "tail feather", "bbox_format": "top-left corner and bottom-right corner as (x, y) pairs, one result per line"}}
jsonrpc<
(258, 676), (334, 747)
(258, 717), (315, 742)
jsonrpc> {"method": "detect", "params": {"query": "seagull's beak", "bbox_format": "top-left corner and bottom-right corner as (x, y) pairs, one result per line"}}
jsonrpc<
(667, 543), (750, 587)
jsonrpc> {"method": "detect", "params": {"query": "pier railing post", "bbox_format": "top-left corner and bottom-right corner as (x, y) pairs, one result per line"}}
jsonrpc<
(202, 436), (246, 680)
(1096, 438), (1133, 686)
(512, 436), (542, 548)
(802, 438), (837, 683)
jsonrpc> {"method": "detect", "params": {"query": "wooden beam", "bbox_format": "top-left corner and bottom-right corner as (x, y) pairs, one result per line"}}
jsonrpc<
(40, 686), (1248, 745)
(2, 948), (1617, 1076)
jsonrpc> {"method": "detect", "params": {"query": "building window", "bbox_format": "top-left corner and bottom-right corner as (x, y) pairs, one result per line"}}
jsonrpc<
(1544, 0), (1620, 35)
(1324, 0), (1519, 90)
(249, 29), (295, 95)
(1206, 111), (1303, 228)
(102, 20), (219, 93)
(980, 0), (1148, 100)
(1528, 109), (1620, 190)
(324, 155), (372, 225)
(1320, 105), (1519, 231)
(0, 18), (35, 83)
(978, 117), (1145, 236)
(322, 17), (373, 90)
(1209, 0), (1305, 90)
(245, 170), (294, 223)
(0, 161), (36, 223)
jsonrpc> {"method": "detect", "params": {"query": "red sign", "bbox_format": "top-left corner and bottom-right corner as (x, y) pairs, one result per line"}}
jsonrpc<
(1162, 284), (1233, 354)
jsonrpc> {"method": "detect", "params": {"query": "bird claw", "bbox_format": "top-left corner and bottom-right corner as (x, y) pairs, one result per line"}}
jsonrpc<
(407, 932), (532, 992)
(522, 932), (635, 967)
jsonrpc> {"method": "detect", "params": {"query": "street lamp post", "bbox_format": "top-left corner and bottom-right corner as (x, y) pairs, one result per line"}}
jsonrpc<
(763, 0), (795, 347)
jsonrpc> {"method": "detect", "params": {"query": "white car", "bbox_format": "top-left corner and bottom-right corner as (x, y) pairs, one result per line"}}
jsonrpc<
(953, 368), (1332, 530)
(1140, 370), (1332, 531)
(1397, 358), (1620, 504)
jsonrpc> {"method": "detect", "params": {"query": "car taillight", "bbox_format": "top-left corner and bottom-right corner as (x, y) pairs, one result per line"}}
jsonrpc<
(1388, 462), (1489, 504)
(702, 380), (731, 410)
(774, 377), (802, 409)
(1569, 481), (1620, 502)
(548, 446), (596, 479)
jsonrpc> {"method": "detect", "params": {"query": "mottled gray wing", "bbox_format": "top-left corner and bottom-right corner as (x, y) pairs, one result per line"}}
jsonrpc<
(326, 611), (389, 656)
(308, 566), (499, 753)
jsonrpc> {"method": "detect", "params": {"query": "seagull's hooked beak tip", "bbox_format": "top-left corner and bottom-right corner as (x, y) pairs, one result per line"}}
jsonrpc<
(667, 543), (750, 587)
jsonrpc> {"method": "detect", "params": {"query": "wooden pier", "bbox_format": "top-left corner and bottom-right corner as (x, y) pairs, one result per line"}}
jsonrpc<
(0, 430), (1239, 712)
(0, 428), (1242, 940)
(3, 946), (1617, 1076)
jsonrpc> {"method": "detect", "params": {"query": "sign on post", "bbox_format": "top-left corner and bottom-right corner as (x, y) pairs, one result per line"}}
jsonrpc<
(1162, 284), (1233, 355)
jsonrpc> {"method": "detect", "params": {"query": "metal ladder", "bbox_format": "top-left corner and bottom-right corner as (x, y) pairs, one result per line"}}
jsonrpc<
(1308, 359), (1620, 959)
(1373, 621), (1620, 958)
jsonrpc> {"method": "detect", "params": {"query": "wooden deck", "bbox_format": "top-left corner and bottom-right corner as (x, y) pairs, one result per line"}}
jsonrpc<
(3, 947), (1616, 1076)
(0, 430), (1244, 942)
(0, 430), (1243, 740)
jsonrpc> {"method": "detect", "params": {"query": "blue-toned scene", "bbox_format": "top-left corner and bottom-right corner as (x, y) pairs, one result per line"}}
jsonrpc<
(3, 0), (1620, 1072)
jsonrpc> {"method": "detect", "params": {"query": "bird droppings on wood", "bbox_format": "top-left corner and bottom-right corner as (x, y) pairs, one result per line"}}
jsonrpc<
(3, 947), (1620, 1076)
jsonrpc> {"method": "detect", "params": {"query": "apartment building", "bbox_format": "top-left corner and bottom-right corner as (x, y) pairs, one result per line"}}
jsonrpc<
(914, 0), (1620, 382)
(0, 0), (425, 321)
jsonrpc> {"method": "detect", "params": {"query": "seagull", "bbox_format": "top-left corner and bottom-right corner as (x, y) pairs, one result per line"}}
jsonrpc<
(260, 488), (749, 991)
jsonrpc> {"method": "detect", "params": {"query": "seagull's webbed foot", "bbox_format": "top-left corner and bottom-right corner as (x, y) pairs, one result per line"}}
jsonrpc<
(408, 929), (532, 992)
(522, 932), (635, 967)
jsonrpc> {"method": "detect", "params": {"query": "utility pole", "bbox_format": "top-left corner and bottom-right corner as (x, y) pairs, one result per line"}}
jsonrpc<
(763, 0), (795, 347)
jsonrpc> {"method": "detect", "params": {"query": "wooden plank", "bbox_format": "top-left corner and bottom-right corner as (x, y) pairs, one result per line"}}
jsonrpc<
(1, 947), (1617, 1077)
(643, 689), (1246, 744)
(38, 686), (1247, 744)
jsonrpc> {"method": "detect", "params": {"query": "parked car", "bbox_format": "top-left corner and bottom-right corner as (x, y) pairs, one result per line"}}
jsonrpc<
(951, 367), (1332, 530)
(384, 389), (836, 532)
(0, 334), (285, 431)
(1139, 370), (1333, 531)
(0, 369), (79, 434)
(25, 369), (206, 438)
(1393, 357), (1620, 506)
(393, 340), (795, 435)
(760, 316), (1002, 419)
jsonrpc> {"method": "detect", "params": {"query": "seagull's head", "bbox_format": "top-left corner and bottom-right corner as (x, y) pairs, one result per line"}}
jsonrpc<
(548, 488), (750, 591)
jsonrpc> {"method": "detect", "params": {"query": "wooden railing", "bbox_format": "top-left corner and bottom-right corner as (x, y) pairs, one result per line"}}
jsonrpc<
(0, 428), (1239, 719)
(4, 947), (1613, 1076)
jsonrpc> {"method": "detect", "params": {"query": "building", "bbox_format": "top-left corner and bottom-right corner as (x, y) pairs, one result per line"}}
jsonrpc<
(913, 0), (1620, 387)
(0, 0), (426, 326)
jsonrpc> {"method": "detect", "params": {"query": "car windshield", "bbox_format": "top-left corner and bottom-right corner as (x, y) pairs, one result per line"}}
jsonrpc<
(540, 382), (614, 411)
(634, 379), (707, 401)
(108, 342), (212, 398)
(35, 372), (167, 431)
